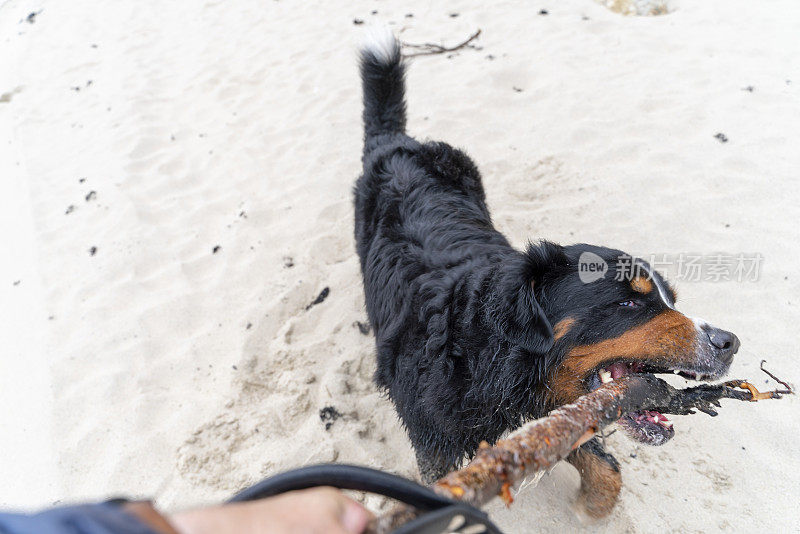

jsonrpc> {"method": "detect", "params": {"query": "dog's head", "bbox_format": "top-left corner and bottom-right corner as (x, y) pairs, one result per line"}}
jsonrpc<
(507, 242), (740, 446)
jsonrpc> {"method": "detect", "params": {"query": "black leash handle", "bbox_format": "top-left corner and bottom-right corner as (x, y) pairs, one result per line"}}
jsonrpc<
(227, 463), (503, 534)
(228, 464), (450, 510)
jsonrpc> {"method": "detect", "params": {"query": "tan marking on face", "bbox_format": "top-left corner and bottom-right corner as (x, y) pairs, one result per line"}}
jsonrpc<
(630, 276), (653, 294)
(547, 310), (697, 405)
(553, 317), (576, 341)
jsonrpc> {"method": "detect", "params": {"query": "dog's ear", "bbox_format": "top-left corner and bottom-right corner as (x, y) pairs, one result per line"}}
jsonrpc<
(485, 241), (566, 354)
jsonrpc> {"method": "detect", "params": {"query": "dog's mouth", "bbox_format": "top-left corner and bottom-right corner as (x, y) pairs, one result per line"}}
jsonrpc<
(586, 360), (720, 446)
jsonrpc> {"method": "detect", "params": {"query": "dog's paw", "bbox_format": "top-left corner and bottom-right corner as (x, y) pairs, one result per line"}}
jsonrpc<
(572, 493), (595, 525)
(572, 483), (619, 523)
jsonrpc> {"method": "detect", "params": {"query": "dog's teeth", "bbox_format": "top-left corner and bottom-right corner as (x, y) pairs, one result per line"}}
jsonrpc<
(673, 369), (680, 374)
(599, 370), (612, 383)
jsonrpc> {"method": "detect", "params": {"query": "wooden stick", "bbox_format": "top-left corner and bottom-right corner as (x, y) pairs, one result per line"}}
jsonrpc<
(369, 372), (789, 533)
(401, 29), (482, 58)
(760, 359), (793, 394)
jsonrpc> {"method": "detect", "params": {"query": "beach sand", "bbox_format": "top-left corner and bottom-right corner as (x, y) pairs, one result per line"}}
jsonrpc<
(2, 0), (799, 530)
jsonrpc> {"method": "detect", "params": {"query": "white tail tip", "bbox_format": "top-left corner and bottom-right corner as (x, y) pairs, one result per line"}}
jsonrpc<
(360, 25), (399, 64)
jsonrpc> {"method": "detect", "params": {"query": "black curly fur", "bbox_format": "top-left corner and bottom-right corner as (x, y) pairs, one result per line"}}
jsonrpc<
(354, 44), (573, 478)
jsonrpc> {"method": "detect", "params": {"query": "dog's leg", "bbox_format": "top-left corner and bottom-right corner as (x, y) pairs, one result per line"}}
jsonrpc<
(415, 448), (455, 485)
(566, 438), (621, 521)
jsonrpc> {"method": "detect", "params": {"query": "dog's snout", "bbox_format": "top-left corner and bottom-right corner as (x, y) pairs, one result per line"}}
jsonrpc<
(705, 327), (740, 363)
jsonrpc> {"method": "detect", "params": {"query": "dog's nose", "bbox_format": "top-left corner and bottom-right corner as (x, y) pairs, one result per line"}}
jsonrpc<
(706, 327), (740, 363)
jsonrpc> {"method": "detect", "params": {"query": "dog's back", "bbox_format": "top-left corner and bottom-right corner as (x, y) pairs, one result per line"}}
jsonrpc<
(354, 30), (555, 481)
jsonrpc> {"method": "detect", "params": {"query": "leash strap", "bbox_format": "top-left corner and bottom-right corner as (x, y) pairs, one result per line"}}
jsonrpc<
(228, 463), (503, 534)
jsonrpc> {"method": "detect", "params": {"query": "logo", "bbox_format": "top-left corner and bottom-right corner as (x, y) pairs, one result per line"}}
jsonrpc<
(578, 251), (608, 284)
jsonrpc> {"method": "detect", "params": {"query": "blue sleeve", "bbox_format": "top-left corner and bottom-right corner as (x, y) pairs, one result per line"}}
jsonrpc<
(0, 502), (161, 534)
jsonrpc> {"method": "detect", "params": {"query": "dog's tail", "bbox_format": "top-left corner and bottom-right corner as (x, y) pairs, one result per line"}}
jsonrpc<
(359, 27), (406, 148)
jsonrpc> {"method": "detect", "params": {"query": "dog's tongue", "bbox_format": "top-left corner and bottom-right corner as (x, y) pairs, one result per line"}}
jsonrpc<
(608, 362), (629, 379)
(633, 410), (671, 426)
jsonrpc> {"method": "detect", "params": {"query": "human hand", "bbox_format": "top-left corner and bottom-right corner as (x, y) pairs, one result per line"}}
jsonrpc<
(168, 487), (373, 534)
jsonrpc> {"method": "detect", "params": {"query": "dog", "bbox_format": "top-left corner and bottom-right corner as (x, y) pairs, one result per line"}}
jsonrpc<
(353, 30), (740, 519)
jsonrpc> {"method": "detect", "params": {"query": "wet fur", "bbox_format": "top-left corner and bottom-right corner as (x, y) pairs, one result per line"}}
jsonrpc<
(353, 34), (736, 516)
(354, 39), (568, 479)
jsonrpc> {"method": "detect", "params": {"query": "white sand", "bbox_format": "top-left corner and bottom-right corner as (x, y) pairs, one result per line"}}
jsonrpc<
(2, 0), (799, 530)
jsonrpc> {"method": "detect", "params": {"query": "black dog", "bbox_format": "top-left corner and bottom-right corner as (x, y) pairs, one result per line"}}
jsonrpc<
(353, 31), (740, 518)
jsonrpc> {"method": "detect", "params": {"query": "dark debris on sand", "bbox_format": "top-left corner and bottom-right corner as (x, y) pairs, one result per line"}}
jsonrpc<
(354, 321), (371, 335)
(305, 287), (330, 310)
(319, 406), (342, 431)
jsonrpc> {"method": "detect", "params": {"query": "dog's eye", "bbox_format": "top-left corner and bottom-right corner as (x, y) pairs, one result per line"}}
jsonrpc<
(619, 300), (640, 308)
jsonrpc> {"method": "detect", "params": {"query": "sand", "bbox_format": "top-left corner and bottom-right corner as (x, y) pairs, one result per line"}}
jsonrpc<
(2, 0), (799, 531)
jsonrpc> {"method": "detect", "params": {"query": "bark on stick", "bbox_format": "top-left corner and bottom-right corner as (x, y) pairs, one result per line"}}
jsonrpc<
(370, 373), (788, 533)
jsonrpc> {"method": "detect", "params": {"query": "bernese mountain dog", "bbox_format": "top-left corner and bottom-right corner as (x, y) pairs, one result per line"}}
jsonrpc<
(353, 30), (740, 518)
